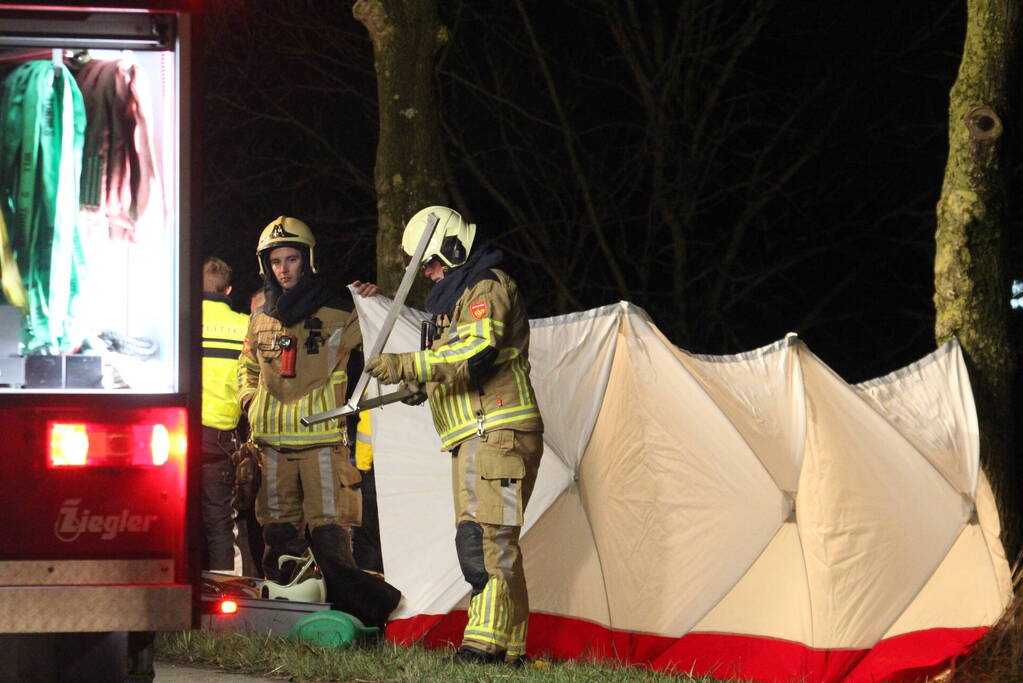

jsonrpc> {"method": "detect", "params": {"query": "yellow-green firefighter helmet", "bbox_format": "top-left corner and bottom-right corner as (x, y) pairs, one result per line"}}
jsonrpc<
(257, 216), (317, 275)
(401, 206), (476, 269)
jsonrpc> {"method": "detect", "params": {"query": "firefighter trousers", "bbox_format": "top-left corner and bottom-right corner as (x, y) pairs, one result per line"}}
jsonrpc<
(451, 430), (543, 659)
(256, 444), (362, 577)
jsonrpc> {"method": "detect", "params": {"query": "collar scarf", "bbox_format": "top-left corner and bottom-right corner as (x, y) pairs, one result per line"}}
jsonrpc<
(425, 242), (504, 315)
(264, 272), (329, 326)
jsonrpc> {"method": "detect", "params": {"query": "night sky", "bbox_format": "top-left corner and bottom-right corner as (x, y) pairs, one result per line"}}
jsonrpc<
(200, 1), (1021, 384)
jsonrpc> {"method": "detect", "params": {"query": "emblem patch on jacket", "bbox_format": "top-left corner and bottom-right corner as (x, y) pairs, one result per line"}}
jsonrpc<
(470, 301), (488, 320)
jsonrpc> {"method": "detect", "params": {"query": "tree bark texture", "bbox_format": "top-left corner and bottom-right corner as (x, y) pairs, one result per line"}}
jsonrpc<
(353, 0), (449, 297)
(935, 0), (1019, 557)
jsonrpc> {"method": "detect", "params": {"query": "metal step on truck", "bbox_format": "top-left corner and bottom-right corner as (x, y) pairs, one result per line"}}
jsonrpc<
(0, 2), (202, 680)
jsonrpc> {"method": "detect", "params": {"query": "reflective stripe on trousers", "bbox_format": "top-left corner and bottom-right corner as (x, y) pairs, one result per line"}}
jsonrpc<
(257, 445), (338, 528)
(453, 437), (536, 655)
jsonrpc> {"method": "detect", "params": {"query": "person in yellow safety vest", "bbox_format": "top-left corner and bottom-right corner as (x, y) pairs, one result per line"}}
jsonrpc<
(238, 216), (401, 629)
(355, 411), (373, 471)
(365, 206), (544, 666)
(351, 411), (383, 573)
(201, 256), (251, 573)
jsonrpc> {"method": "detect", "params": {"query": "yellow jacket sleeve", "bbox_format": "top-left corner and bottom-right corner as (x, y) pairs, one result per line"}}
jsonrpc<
(237, 319), (261, 409)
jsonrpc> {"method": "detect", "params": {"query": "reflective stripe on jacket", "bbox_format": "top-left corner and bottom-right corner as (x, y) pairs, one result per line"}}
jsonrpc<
(201, 296), (248, 430)
(416, 269), (542, 449)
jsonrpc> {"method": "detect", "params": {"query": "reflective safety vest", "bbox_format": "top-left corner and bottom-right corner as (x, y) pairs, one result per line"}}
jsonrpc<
(414, 269), (542, 450)
(202, 296), (249, 430)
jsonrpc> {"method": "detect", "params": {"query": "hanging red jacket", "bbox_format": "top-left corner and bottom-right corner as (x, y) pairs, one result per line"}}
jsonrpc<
(74, 57), (161, 241)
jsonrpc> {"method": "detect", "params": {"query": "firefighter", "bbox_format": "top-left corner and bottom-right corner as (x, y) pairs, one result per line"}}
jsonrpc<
(238, 216), (400, 628)
(200, 256), (250, 573)
(365, 206), (544, 665)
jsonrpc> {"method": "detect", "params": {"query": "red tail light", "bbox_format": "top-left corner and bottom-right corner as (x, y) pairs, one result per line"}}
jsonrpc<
(47, 408), (187, 468)
(219, 599), (239, 615)
(49, 424), (90, 466)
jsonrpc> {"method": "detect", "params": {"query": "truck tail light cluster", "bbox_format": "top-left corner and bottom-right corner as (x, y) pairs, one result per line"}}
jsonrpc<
(47, 408), (187, 468)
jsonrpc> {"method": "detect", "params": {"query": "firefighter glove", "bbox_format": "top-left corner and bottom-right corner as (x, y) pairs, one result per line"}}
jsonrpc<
(366, 353), (402, 385)
(401, 380), (428, 406)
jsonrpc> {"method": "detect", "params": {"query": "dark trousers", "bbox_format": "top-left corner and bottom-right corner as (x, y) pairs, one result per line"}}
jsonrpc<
(352, 464), (383, 573)
(236, 503), (264, 578)
(201, 458), (235, 571)
(201, 426), (239, 572)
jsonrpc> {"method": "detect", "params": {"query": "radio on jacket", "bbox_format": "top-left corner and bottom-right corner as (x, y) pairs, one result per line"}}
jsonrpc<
(420, 319), (437, 351)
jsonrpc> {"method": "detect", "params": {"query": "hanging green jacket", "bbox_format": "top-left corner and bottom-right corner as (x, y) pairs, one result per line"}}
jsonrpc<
(0, 60), (86, 353)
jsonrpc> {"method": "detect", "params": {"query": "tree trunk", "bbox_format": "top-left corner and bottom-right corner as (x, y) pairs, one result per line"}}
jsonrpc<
(353, 0), (449, 298)
(935, 0), (1019, 558)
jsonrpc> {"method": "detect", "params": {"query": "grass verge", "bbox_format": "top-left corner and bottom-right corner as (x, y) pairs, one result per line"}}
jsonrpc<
(155, 629), (743, 682)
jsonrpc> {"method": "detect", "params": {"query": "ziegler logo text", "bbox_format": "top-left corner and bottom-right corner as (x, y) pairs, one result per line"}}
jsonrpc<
(54, 499), (159, 542)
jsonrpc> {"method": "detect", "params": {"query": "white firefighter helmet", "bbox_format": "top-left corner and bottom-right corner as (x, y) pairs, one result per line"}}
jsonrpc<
(259, 553), (327, 603)
(401, 206), (477, 269)
(261, 575), (327, 603)
(257, 216), (317, 275)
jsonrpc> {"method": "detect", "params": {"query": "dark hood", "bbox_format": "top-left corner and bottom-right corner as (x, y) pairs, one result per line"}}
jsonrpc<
(425, 241), (504, 315)
(263, 270), (332, 326)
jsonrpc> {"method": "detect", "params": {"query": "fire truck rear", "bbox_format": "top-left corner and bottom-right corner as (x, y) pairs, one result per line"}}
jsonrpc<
(0, 2), (201, 679)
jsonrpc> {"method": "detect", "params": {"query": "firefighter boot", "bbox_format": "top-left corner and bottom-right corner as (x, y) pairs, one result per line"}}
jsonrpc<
(310, 524), (401, 630)
(262, 522), (308, 582)
(452, 644), (506, 665)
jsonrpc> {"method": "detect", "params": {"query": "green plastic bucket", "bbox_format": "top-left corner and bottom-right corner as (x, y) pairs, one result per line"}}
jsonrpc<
(288, 610), (380, 649)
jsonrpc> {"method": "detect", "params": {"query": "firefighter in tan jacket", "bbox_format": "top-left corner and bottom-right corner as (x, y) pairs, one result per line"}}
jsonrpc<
(238, 216), (400, 628)
(366, 206), (544, 665)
